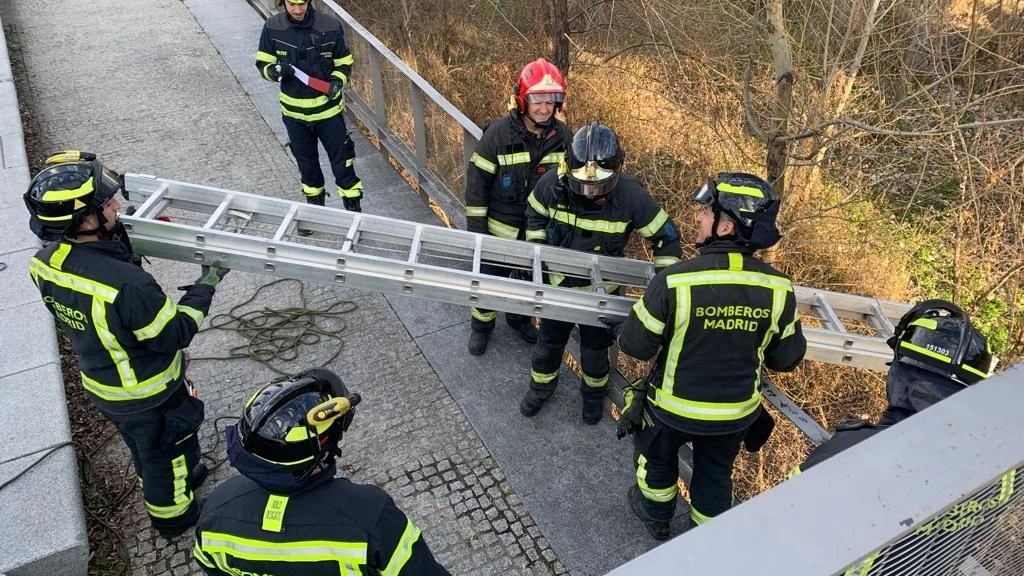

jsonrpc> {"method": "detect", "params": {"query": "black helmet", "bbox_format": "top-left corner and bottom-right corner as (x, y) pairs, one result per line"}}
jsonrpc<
(887, 299), (995, 386)
(692, 172), (781, 249)
(23, 151), (123, 241)
(239, 368), (359, 478)
(565, 122), (624, 199)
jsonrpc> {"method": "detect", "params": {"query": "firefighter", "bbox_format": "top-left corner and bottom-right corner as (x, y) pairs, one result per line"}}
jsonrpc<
(521, 122), (682, 425)
(613, 172), (806, 540)
(791, 299), (996, 475)
(464, 58), (574, 355)
(256, 0), (363, 213)
(790, 301), (1004, 575)
(193, 368), (451, 575)
(23, 151), (226, 539)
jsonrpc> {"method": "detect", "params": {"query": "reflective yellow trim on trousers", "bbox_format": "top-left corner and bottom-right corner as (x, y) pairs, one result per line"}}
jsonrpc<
(690, 504), (714, 526)
(487, 218), (519, 239)
(81, 351), (182, 401)
(382, 518), (421, 576)
(651, 387), (761, 421)
(466, 205), (488, 217)
(472, 308), (497, 322)
(471, 153), (497, 174)
(146, 455), (192, 519)
(497, 151), (531, 166)
(302, 183), (325, 197)
(582, 372), (608, 388)
(133, 297), (177, 340)
(637, 209), (669, 237)
(338, 182), (363, 198)
(531, 368), (559, 384)
(632, 299), (665, 335)
(199, 531), (369, 564)
(636, 454), (677, 503)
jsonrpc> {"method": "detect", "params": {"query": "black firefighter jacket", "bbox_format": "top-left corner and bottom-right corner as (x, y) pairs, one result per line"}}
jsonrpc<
(256, 7), (353, 123)
(29, 237), (214, 415)
(618, 241), (807, 435)
(465, 113), (572, 239)
(524, 170), (682, 289)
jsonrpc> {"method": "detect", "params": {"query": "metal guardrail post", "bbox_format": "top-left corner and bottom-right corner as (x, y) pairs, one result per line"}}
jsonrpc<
(411, 85), (427, 188)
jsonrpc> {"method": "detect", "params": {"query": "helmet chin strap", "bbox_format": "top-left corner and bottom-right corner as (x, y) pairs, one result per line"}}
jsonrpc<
(697, 209), (731, 247)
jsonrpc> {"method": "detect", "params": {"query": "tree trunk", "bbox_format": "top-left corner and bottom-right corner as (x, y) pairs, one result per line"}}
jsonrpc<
(549, 0), (571, 73)
(765, 0), (795, 198)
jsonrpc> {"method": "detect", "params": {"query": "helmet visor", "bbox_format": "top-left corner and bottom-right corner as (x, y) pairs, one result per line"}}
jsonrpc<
(525, 92), (565, 105)
(568, 161), (617, 198)
(692, 179), (715, 205)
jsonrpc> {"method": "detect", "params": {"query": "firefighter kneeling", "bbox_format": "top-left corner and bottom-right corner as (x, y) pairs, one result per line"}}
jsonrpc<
(193, 368), (451, 575)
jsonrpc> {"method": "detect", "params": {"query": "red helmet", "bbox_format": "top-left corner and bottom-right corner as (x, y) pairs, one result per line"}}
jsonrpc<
(515, 58), (567, 113)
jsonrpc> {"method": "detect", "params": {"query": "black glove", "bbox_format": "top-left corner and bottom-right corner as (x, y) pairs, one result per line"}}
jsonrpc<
(599, 315), (626, 340)
(743, 407), (776, 452)
(196, 263), (230, 288)
(327, 80), (343, 100)
(616, 379), (647, 439)
(268, 62), (294, 82)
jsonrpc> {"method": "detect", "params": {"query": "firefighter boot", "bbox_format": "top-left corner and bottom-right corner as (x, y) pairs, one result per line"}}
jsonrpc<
(582, 395), (604, 425)
(343, 197), (362, 212)
(506, 314), (538, 344)
(299, 193), (326, 236)
(189, 463), (208, 490)
(468, 327), (492, 356)
(519, 388), (549, 417)
(628, 485), (670, 541)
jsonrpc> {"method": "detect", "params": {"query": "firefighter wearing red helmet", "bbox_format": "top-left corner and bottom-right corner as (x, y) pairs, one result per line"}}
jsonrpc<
(464, 58), (574, 356)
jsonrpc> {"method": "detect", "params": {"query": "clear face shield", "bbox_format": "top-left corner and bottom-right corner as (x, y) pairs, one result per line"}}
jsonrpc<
(568, 160), (617, 198)
(691, 178), (716, 206)
(524, 92), (565, 105)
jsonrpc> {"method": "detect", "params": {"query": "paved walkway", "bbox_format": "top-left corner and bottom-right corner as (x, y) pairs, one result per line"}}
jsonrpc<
(0, 0), (677, 574)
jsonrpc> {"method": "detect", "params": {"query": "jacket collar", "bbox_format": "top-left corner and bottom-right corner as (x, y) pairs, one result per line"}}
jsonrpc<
(698, 240), (755, 256)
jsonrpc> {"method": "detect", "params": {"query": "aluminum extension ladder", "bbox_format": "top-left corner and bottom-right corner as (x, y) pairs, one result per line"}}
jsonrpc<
(121, 174), (912, 445)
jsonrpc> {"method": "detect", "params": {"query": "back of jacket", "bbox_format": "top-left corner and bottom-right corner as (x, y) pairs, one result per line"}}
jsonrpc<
(619, 241), (806, 435)
(465, 114), (572, 239)
(29, 240), (214, 414)
(194, 475), (451, 576)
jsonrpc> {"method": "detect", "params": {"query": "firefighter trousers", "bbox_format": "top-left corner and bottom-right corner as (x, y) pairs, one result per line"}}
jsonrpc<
(529, 318), (612, 399)
(633, 418), (746, 526)
(470, 261), (532, 332)
(284, 113), (362, 200)
(100, 386), (204, 533)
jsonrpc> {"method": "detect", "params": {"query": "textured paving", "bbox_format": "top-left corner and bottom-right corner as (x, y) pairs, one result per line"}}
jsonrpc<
(0, 0), (673, 574)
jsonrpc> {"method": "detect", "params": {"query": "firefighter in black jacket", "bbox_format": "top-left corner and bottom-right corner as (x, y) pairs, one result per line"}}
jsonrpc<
(790, 301), (1003, 575)
(792, 299), (995, 475)
(521, 122), (682, 425)
(193, 368), (451, 576)
(23, 151), (226, 538)
(256, 0), (363, 213)
(614, 172), (806, 541)
(464, 58), (573, 355)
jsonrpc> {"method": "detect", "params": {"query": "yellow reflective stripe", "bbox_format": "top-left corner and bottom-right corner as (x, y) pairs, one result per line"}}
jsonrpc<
(909, 317), (938, 329)
(661, 283), (691, 396)
(334, 54), (354, 67)
(302, 183), (325, 197)
(780, 312), (799, 339)
(382, 518), (421, 576)
(92, 293), (138, 388)
(636, 454), (677, 503)
(37, 213), (75, 222)
(80, 351), (182, 401)
(651, 387), (761, 421)
(527, 192), (549, 217)
(339, 182), (363, 197)
(653, 256), (679, 268)
(497, 152), (531, 166)
(133, 297), (177, 341)
(282, 104), (343, 123)
(632, 299), (665, 335)
(193, 541), (216, 568)
(280, 92), (332, 109)
(582, 372), (608, 388)
(843, 551), (880, 576)
(146, 455), (192, 518)
(531, 368), (559, 384)
(256, 51), (276, 64)
(899, 341), (953, 364)
(466, 206), (488, 217)
(539, 152), (564, 165)
(638, 209), (669, 237)
(200, 531), (368, 563)
(525, 229), (547, 242)
(331, 71), (348, 84)
(487, 218), (519, 239)
(30, 255), (118, 301)
(666, 270), (795, 292)
(41, 178), (94, 202)
(998, 469), (1016, 503)
(262, 494), (289, 533)
(786, 465), (802, 479)
(690, 505), (714, 526)
(551, 210), (628, 234)
(284, 421), (329, 442)
(472, 308), (497, 322)
(717, 182), (765, 197)
(177, 305), (206, 329)
(471, 153), (497, 174)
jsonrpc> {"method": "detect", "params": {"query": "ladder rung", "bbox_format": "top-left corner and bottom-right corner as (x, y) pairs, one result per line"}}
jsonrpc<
(811, 294), (846, 333)
(408, 225), (423, 264)
(274, 204), (300, 241)
(131, 183), (169, 219)
(204, 195), (235, 230)
(341, 214), (362, 252)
